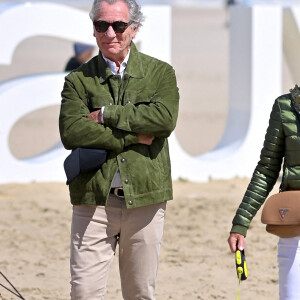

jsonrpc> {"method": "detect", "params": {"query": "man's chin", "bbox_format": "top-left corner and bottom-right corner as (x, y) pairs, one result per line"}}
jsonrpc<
(103, 48), (118, 56)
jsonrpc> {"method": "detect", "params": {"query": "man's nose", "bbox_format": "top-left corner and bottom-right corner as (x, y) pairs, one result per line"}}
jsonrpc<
(106, 26), (116, 38)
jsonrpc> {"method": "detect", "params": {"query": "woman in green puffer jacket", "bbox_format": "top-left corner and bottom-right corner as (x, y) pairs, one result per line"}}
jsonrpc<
(228, 85), (300, 299)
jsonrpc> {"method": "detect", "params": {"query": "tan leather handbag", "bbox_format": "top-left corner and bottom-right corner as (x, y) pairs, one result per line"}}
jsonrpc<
(261, 191), (300, 238)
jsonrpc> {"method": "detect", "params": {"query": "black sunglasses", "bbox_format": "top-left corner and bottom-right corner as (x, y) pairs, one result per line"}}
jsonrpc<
(93, 20), (134, 33)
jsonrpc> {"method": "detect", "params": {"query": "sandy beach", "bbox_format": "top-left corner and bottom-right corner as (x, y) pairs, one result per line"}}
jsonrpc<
(0, 4), (293, 300)
(0, 178), (281, 300)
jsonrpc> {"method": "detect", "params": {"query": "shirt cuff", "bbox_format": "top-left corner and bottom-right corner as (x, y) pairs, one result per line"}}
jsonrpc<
(100, 106), (105, 124)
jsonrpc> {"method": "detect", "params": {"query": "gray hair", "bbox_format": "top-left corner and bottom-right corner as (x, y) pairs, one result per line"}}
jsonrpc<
(89, 0), (145, 27)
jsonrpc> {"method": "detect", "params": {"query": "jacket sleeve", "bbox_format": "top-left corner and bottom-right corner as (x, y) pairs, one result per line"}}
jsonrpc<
(102, 64), (179, 138)
(231, 100), (285, 236)
(59, 75), (139, 152)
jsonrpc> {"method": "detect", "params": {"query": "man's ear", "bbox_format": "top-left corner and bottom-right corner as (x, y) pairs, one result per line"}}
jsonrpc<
(132, 24), (139, 39)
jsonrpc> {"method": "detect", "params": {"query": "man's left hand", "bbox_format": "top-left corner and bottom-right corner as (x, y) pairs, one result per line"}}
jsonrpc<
(138, 134), (154, 145)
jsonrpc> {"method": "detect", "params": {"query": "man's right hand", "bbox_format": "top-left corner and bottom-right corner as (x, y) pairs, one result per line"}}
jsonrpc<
(138, 134), (154, 145)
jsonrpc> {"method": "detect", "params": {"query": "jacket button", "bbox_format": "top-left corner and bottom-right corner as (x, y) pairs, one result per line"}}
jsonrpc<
(128, 200), (133, 205)
(121, 158), (126, 163)
(124, 179), (129, 184)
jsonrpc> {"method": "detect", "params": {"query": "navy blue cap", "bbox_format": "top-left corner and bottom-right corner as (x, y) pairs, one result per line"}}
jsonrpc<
(74, 43), (94, 56)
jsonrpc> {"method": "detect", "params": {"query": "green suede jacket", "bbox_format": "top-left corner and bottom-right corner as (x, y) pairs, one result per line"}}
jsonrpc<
(231, 86), (300, 236)
(59, 43), (179, 208)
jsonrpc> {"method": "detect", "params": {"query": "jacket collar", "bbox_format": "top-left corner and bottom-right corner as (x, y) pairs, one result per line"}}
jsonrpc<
(97, 42), (144, 83)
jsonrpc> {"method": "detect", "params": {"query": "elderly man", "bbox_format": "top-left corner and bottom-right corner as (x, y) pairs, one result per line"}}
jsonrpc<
(59, 0), (179, 299)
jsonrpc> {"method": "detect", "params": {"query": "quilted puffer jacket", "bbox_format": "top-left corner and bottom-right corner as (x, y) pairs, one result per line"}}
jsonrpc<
(231, 85), (300, 237)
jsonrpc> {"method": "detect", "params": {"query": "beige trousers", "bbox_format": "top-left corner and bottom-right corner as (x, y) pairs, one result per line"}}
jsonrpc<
(70, 195), (167, 300)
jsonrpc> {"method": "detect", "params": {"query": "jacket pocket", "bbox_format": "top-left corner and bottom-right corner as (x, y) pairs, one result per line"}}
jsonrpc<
(88, 94), (114, 111)
(122, 89), (156, 105)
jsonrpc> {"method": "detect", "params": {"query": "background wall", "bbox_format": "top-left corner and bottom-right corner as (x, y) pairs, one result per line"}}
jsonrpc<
(0, 2), (295, 172)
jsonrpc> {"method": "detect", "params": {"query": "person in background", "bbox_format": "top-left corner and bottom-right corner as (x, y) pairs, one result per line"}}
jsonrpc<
(59, 0), (179, 299)
(64, 42), (95, 72)
(226, 0), (243, 8)
(228, 85), (300, 299)
(227, 0), (236, 5)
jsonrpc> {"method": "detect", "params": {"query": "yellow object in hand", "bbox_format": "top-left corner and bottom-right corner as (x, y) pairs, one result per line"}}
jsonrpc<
(235, 249), (248, 281)
(235, 248), (248, 300)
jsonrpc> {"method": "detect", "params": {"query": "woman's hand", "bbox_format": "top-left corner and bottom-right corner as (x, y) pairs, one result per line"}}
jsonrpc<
(228, 232), (245, 253)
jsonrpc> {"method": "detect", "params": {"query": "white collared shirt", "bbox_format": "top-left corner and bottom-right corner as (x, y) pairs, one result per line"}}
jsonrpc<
(99, 49), (131, 123)
(101, 49), (131, 188)
(102, 48), (130, 78)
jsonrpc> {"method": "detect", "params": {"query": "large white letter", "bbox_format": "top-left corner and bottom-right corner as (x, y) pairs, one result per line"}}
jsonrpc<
(0, 2), (172, 183)
(170, 5), (283, 181)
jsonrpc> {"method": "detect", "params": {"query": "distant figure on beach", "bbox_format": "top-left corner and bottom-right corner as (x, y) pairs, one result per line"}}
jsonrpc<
(228, 85), (300, 299)
(64, 42), (94, 72)
(227, 0), (236, 5)
(59, 0), (179, 299)
(226, 0), (243, 7)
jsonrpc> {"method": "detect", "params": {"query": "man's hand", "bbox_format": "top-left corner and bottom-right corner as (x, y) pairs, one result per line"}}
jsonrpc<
(88, 109), (102, 124)
(228, 232), (245, 253)
(138, 134), (154, 145)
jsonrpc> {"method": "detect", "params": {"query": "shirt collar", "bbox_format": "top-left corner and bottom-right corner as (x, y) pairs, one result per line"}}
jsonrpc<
(102, 49), (131, 78)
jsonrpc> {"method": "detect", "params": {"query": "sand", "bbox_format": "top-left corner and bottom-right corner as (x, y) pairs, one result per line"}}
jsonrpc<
(0, 178), (281, 300)
(0, 5), (293, 300)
